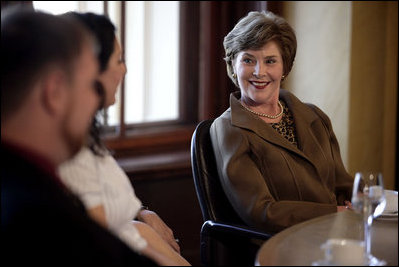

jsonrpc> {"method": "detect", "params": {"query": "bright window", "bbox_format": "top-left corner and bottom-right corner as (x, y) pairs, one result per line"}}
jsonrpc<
(125, 1), (179, 124)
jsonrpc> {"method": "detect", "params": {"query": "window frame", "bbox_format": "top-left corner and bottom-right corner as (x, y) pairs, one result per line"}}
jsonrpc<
(103, 1), (199, 158)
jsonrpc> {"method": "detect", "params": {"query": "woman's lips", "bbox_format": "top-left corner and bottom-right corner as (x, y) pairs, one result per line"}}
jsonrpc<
(250, 81), (270, 90)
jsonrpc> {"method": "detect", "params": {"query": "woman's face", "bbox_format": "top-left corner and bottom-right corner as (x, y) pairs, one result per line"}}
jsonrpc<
(233, 40), (284, 105)
(98, 37), (127, 108)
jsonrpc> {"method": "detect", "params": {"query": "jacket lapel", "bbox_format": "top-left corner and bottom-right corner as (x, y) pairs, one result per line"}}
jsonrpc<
(230, 90), (326, 178)
(283, 90), (329, 179)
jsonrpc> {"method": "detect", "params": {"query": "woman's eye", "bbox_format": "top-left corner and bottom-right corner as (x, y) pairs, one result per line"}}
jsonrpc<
(266, 59), (276, 64)
(243, 58), (253, 64)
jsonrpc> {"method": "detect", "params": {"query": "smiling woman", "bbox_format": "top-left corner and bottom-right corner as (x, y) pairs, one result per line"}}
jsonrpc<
(210, 10), (354, 235)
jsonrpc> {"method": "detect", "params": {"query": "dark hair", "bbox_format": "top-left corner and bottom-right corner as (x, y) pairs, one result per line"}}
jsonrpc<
(1, 7), (94, 120)
(224, 11), (297, 87)
(61, 12), (117, 156)
(62, 12), (116, 73)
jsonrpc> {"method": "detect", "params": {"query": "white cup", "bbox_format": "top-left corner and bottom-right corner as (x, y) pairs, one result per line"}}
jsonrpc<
(384, 190), (398, 213)
(321, 238), (365, 266)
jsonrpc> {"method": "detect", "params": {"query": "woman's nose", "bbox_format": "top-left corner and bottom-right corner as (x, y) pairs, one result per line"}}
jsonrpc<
(253, 63), (266, 78)
(122, 63), (127, 74)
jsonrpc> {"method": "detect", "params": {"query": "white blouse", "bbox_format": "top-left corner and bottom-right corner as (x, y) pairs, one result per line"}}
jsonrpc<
(58, 147), (147, 252)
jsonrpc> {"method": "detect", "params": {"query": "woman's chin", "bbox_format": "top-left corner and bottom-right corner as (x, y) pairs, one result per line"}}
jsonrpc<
(105, 98), (116, 108)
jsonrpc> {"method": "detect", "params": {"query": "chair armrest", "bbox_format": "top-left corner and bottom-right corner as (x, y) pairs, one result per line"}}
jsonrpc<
(201, 220), (273, 240)
(199, 220), (273, 265)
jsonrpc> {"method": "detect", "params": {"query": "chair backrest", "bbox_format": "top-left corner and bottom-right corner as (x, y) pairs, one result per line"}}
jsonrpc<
(191, 119), (245, 224)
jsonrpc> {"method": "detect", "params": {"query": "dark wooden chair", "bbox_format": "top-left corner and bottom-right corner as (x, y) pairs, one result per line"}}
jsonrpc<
(190, 119), (273, 266)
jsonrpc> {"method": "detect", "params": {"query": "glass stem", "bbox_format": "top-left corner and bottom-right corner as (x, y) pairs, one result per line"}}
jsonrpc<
(364, 214), (372, 256)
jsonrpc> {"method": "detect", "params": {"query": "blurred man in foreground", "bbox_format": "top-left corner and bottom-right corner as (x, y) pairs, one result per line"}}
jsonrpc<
(1, 8), (156, 265)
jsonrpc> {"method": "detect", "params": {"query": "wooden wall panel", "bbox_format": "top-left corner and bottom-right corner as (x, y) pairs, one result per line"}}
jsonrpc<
(126, 168), (203, 265)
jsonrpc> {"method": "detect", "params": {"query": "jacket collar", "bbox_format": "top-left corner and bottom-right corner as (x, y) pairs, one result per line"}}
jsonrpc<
(230, 89), (322, 165)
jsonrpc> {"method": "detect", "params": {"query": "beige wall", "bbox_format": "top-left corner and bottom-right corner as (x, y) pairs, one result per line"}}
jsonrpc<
(283, 1), (397, 189)
(283, 1), (352, 167)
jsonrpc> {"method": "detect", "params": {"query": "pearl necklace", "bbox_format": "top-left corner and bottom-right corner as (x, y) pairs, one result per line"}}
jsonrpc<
(241, 100), (284, 119)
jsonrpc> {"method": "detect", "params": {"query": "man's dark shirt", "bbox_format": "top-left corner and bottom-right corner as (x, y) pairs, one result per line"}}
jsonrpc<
(1, 140), (156, 266)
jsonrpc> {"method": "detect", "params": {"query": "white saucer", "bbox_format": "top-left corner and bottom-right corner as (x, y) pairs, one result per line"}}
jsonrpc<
(312, 256), (387, 266)
(376, 211), (398, 221)
(381, 211), (398, 216)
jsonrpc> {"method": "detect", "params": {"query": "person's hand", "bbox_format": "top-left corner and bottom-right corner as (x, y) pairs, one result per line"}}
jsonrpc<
(344, 200), (353, 210)
(337, 200), (353, 212)
(137, 209), (180, 253)
(337, 205), (347, 212)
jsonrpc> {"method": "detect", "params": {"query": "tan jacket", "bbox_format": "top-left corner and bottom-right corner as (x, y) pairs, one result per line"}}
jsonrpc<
(210, 90), (353, 233)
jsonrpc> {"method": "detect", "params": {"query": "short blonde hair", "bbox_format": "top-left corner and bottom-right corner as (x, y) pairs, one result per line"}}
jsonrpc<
(223, 11), (297, 87)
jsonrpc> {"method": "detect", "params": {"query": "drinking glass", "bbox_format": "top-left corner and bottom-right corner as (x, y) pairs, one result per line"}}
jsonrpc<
(351, 171), (387, 266)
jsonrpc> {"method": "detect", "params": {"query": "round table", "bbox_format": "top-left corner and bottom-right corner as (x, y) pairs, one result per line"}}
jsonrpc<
(256, 211), (398, 266)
